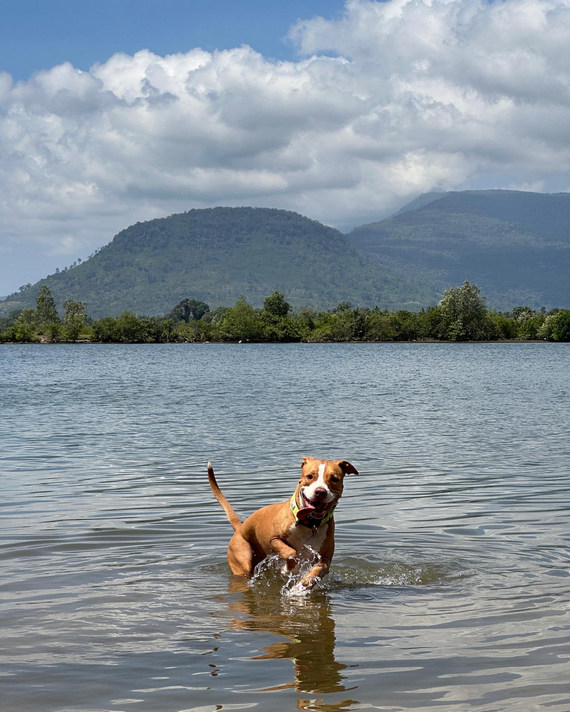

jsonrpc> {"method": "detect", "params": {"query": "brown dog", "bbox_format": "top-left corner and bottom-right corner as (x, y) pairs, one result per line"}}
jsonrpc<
(208, 457), (358, 589)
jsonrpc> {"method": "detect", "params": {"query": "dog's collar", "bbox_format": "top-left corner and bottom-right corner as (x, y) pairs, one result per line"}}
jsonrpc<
(290, 492), (336, 531)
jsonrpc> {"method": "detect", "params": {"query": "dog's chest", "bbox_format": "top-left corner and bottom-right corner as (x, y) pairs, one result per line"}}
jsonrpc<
(286, 521), (328, 553)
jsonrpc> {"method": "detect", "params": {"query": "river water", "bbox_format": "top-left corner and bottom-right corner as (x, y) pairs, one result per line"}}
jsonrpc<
(1, 342), (569, 712)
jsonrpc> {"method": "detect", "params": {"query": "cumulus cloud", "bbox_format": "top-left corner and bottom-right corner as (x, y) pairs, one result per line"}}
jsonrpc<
(2, 0), (570, 293)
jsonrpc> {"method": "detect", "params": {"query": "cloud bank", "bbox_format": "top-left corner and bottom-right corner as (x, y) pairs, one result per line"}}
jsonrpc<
(2, 0), (570, 292)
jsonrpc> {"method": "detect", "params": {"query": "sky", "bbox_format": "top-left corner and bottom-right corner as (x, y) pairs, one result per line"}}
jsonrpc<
(2, 0), (570, 296)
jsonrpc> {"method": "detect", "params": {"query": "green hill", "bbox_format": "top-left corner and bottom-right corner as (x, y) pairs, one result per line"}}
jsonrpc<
(348, 190), (570, 310)
(1, 207), (427, 318)
(5, 192), (570, 319)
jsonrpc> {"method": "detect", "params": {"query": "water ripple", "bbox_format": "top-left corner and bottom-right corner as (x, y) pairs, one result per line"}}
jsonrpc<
(1, 343), (569, 711)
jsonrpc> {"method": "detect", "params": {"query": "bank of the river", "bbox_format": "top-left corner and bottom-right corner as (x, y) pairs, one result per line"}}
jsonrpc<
(2, 283), (569, 343)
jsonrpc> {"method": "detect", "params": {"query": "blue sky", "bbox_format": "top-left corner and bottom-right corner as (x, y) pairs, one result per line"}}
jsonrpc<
(1, 0), (347, 81)
(2, 0), (570, 297)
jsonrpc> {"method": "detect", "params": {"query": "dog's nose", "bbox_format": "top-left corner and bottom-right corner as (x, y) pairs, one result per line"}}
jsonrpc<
(314, 487), (328, 499)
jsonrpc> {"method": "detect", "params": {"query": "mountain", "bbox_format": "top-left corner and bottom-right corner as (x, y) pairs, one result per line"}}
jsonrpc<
(347, 190), (570, 310)
(5, 192), (569, 319)
(0, 207), (428, 319)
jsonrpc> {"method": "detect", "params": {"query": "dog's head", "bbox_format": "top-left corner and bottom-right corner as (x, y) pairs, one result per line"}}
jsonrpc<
(296, 457), (358, 519)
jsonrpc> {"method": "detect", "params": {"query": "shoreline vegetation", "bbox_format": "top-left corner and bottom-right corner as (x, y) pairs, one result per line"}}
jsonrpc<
(1, 282), (570, 344)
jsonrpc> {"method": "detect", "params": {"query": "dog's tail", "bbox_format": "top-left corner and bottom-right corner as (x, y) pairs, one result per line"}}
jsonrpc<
(207, 462), (241, 531)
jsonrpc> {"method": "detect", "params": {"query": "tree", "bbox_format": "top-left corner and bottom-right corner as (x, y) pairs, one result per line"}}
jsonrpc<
(14, 308), (38, 342)
(387, 310), (421, 341)
(437, 281), (492, 341)
(364, 308), (396, 341)
(92, 316), (119, 342)
(115, 311), (145, 342)
(178, 319), (217, 342)
(416, 306), (443, 340)
(263, 291), (290, 319)
(142, 316), (175, 342)
(511, 306), (542, 339)
(36, 285), (59, 326)
(332, 301), (352, 314)
(259, 291), (300, 341)
(44, 321), (62, 342)
(490, 313), (518, 339)
(538, 310), (570, 341)
(63, 300), (87, 341)
(218, 296), (264, 341)
(511, 306), (536, 323)
(168, 298), (210, 323)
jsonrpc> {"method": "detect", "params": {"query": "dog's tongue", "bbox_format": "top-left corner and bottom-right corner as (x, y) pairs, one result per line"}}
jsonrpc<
(297, 506), (326, 520)
(297, 498), (327, 520)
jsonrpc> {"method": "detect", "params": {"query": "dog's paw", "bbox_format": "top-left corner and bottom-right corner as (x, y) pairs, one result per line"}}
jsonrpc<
(281, 557), (298, 576)
(286, 577), (320, 596)
(299, 575), (321, 590)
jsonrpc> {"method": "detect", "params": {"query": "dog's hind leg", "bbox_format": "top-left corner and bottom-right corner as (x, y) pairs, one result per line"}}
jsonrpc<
(227, 532), (256, 576)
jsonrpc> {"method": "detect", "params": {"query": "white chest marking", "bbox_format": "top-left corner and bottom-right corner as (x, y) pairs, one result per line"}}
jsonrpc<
(287, 521), (328, 554)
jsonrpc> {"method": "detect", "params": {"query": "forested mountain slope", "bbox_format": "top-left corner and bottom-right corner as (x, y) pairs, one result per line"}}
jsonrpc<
(347, 190), (570, 310)
(4, 191), (570, 319)
(1, 207), (428, 318)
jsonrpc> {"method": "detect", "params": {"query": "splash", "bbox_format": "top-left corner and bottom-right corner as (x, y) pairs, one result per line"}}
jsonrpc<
(249, 549), (326, 598)
(246, 552), (467, 599)
(327, 556), (469, 591)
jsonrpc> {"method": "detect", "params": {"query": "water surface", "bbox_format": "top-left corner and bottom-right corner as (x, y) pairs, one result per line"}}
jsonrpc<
(1, 343), (569, 711)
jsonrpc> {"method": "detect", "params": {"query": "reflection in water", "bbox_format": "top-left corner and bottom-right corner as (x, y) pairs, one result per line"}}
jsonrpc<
(225, 564), (358, 711)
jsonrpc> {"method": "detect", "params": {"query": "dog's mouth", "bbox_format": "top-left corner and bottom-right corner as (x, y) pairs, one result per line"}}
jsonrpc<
(299, 491), (335, 519)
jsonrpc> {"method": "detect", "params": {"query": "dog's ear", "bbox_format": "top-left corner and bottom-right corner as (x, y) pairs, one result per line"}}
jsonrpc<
(301, 456), (317, 467)
(337, 460), (358, 475)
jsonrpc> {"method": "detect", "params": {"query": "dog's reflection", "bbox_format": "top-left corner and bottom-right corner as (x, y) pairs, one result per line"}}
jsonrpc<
(226, 574), (354, 703)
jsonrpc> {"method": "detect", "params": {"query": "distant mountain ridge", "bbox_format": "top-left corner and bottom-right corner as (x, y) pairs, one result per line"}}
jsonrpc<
(0, 207), (429, 319)
(348, 190), (570, 310)
(2, 191), (569, 318)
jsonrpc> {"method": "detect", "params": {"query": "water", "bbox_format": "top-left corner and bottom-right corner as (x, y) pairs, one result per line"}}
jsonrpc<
(1, 342), (569, 712)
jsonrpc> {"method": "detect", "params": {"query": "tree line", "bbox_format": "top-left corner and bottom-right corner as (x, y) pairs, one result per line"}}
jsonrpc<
(1, 282), (570, 343)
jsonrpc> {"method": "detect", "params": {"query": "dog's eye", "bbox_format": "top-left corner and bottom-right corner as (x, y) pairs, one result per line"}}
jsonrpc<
(330, 476), (340, 483)
(306, 474), (314, 480)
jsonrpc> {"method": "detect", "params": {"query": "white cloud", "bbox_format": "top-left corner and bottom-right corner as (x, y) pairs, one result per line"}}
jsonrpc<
(2, 0), (570, 294)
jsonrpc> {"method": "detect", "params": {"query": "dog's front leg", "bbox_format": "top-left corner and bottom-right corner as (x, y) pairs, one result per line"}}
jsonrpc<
(270, 537), (298, 573)
(299, 561), (329, 589)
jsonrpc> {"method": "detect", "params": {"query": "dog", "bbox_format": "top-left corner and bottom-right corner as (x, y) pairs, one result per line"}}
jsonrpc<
(207, 457), (358, 590)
